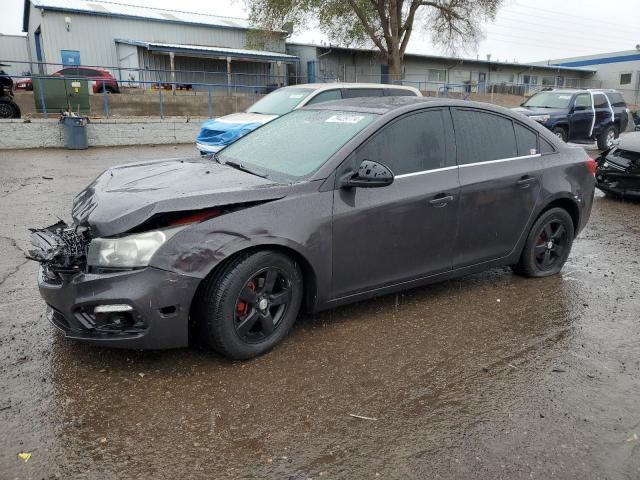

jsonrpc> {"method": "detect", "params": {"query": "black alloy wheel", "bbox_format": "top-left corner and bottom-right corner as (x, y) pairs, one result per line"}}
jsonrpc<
(533, 220), (567, 271)
(194, 250), (303, 360)
(513, 207), (574, 277)
(234, 267), (292, 343)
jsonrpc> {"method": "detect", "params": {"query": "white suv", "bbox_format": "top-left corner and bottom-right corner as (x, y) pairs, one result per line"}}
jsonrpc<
(196, 83), (422, 154)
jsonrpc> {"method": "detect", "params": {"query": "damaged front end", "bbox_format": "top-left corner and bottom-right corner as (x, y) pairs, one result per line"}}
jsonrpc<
(596, 145), (640, 199)
(28, 221), (91, 281)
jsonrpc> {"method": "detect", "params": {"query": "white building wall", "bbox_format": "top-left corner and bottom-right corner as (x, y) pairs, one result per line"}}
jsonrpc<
(26, 7), (286, 75)
(0, 34), (30, 75)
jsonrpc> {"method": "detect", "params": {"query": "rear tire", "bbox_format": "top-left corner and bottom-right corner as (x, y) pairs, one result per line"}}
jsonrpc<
(513, 208), (574, 278)
(0, 98), (20, 119)
(193, 250), (303, 360)
(552, 126), (567, 142)
(597, 125), (617, 150)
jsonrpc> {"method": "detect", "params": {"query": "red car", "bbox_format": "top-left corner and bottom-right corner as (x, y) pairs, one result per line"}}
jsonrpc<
(16, 67), (120, 93)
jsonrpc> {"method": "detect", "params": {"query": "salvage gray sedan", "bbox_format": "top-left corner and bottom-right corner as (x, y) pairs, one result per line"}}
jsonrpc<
(29, 97), (596, 359)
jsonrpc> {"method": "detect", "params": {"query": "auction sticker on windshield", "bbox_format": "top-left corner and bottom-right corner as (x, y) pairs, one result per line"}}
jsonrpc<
(325, 114), (366, 124)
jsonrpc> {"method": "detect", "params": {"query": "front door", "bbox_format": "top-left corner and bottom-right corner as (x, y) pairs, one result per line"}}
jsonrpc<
(568, 92), (594, 140)
(451, 108), (542, 267)
(332, 109), (459, 298)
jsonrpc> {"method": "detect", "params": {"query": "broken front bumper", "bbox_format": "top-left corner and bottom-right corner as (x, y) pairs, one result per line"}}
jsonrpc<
(39, 266), (200, 349)
(596, 170), (640, 199)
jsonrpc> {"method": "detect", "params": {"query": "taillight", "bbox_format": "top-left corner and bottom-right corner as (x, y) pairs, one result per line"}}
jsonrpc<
(585, 156), (597, 176)
(169, 208), (221, 226)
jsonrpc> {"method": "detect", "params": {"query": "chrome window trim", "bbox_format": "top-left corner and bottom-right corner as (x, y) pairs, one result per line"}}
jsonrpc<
(459, 153), (541, 168)
(394, 153), (541, 179)
(395, 165), (457, 179)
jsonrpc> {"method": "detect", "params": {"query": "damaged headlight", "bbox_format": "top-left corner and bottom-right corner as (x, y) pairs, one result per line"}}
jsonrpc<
(529, 114), (550, 123)
(87, 226), (185, 268)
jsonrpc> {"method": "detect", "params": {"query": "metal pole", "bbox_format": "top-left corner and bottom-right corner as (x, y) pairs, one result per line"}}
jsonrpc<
(207, 86), (213, 118)
(36, 77), (47, 119)
(159, 87), (164, 119)
(169, 52), (176, 96)
(103, 90), (109, 118)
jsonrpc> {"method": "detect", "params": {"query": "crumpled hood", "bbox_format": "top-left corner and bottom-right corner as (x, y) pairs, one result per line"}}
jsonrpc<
(72, 157), (290, 237)
(196, 112), (278, 149)
(512, 107), (568, 118)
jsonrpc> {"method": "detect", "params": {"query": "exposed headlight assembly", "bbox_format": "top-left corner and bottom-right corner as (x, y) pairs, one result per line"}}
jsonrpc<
(529, 114), (550, 123)
(87, 226), (185, 268)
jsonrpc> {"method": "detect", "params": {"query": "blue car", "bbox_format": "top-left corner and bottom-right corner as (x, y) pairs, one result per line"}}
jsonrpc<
(513, 89), (629, 150)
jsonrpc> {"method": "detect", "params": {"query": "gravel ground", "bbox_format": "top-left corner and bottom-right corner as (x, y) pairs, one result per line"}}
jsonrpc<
(0, 145), (639, 480)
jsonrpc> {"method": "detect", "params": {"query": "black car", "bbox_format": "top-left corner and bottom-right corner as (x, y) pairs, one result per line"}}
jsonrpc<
(513, 89), (629, 150)
(29, 97), (596, 360)
(596, 132), (640, 199)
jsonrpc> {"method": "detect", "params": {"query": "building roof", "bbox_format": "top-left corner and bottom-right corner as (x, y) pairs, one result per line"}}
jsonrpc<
(535, 50), (640, 68)
(116, 40), (298, 63)
(23, 0), (270, 32)
(287, 42), (597, 73)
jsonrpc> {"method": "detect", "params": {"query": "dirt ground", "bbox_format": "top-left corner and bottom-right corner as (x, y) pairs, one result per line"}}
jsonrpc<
(1, 145), (639, 480)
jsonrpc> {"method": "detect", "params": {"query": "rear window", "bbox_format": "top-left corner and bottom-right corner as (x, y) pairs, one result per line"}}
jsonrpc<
(247, 88), (313, 115)
(539, 137), (556, 154)
(605, 92), (626, 108)
(453, 109), (517, 164)
(343, 88), (384, 99)
(386, 88), (417, 97)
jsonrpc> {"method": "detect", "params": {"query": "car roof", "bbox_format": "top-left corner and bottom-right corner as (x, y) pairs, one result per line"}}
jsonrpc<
(536, 88), (622, 95)
(283, 83), (420, 93)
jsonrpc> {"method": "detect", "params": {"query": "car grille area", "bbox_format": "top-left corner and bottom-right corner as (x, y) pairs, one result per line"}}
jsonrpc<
(48, 305), (147, 337)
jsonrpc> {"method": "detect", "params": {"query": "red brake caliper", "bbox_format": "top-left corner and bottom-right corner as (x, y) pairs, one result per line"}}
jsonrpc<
(236, 281), (256, 315)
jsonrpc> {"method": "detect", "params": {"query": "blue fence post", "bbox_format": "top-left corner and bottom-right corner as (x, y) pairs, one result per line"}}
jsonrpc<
(207, 86), (213, 118)
(159, 87), (164, 119)
(103, 88), (110, 118)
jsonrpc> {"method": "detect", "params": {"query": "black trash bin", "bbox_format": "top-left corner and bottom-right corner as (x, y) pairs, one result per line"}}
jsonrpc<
(60, 115), (88, 150)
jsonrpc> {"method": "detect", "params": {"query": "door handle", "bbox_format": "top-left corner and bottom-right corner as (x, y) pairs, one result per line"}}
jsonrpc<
(516, 175), (536, 188)
(429, 194), (454, 207)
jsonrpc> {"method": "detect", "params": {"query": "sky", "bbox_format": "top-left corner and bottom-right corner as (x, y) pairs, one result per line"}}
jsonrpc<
(1, 0), (639, 63)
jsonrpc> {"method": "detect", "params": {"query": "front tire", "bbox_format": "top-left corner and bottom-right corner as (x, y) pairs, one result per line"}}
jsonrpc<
(552, 126), (567, 142)
(513, 208), (574, 277)
(193, 250), (303, 360)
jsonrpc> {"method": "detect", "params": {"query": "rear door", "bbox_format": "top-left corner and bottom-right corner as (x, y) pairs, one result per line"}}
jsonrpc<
(451, 108), (543, 267)
(592, 92), (613, 135)
(568, 93), (594, 140)
(332, 108), (459, 298)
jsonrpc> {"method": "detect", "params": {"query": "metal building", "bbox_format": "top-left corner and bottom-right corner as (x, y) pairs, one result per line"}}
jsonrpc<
(538, 50), (640, 106)
(0, 34), (30, 76)
(20, 0), (298, 89)
(287, 43), (598, 94)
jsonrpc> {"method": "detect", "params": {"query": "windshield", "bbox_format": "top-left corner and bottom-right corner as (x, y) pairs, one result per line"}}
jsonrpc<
(218, 109), (376, 179)
(523, 92), (573, 109)
(246, 88), (313, 115)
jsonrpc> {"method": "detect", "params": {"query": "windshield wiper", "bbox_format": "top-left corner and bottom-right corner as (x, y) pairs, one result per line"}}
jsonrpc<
(224, 160), (269, 179)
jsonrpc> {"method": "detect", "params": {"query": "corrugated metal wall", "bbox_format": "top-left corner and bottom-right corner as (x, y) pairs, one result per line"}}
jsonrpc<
(0, 35), (30, 75)
(28, 7), (286, 75)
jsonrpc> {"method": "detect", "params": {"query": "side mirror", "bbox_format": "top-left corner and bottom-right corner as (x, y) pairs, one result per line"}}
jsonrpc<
(339, 160), (394, 189)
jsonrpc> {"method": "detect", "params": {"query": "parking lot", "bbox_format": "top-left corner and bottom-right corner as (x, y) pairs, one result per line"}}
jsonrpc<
(1, 145), (639, 479)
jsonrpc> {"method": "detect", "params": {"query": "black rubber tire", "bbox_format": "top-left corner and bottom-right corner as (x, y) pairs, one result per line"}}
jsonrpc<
(513, 208), (574, 278)
(0, 98), (20, 119)
(597, 125), (617, 150)
(193, 250), (303, 360)
(552, 126), (567, 142)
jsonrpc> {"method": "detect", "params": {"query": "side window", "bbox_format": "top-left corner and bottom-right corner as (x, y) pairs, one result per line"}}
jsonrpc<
(593, 93), (608, 109)
(539, 137), (556, 154)
(452, 109), (517, 164)
(574, 93), (592, 109)
(343, 88), (384, 99)
(305, 89), (342, 105)
(355, 110), (447, 175)
(606, 92), (626, 108)
(514, 123), (538, 156)
(386, 88), (417, 97)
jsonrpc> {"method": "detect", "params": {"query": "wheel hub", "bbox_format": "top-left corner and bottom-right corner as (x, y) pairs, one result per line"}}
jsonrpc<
(258, 298), (269, 311)
(547, 240), (554, 249)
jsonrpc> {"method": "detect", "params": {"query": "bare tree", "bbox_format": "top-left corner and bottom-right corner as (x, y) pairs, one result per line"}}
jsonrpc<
(246, 0), (503, 78)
